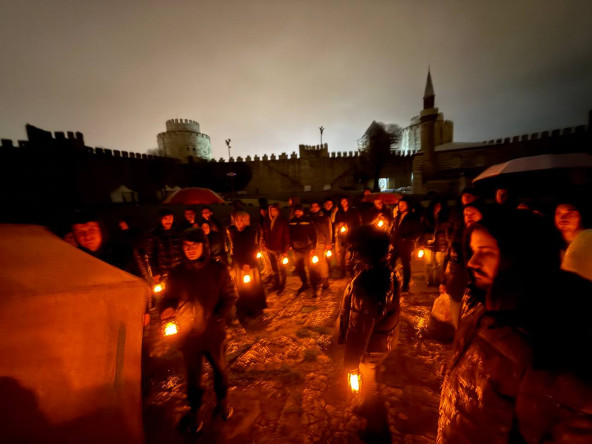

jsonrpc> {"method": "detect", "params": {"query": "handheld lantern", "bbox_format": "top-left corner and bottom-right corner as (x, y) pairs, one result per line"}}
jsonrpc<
(348, 371), (361, 393)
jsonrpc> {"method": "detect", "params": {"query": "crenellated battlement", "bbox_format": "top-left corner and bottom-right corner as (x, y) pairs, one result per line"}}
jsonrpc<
(165, 118), (201, 133)
(207, 148), (364, 164)
(480, 125), (587, 145)
(299, 143), (329, 158)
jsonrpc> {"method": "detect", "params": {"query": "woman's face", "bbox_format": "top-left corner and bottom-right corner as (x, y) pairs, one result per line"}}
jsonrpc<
(464, 206), (483, 227)
(201, 223), (211, 235)
(555, 204), (582, 233)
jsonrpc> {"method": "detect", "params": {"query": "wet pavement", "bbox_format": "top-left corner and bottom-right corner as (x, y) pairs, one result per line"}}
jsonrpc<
(142, 259), (454, 443)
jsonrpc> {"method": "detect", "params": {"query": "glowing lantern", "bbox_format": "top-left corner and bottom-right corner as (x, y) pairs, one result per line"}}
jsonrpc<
(243, 274), (251, 284)
(256, 251), (262, 259)
(340, 226), (347, 234)
(282, 257), (289, 265)
(377, 220), (384, 228)
(153, 283), (164, 293)
(417, 249), (425, 259)
(325, 250), (332, 258)
(311, 255), (319, 264)
(348, 372), (361, 393)
(163, 321), (178, 337)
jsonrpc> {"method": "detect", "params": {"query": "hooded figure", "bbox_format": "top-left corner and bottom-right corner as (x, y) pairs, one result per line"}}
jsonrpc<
(338, 226), (400, 436)
(437, 210), (592, 443)
(159, 228), (238, 434)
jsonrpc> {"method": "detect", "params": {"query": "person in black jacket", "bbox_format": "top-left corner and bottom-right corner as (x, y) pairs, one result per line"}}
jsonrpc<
(159, 228), (238, 434)
(338, 225), (399, 439)
(334, 197), (363, 278)
(389, 197), (422, 292)
(201, 220), (228, 266)
(309, 201), (333, 291)
(144, 208), (184, 284)
(260, 203), (291, 295)
(288, 204), (319, 296)
(227, 211), (267, 319)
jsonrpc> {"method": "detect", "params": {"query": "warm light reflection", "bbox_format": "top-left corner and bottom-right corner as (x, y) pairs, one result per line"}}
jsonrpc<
(282, 257), (289, 265)
(325, 250), (332, 257)
(163, 321), (178, 336)
(243, 274), (251, 284)
(153, 283), (164, 293)
(418, 249), (425, 258)
(256, 252), (262, 259)
(348, 372), (361, 393)
(311, 255), (319, 264)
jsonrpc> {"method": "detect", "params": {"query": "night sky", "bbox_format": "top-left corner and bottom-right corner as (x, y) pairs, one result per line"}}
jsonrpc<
(1, 0), (591, 159)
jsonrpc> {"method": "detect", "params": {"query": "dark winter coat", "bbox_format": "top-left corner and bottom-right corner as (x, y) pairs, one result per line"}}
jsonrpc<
(144, 226), (184, 276)
(227, 225), (259, 267)
(159, 259), (238, 348)
(389, 211), (422, 246)
(288, 215), (317, 252)
(310, 210), (332, 246)
(261, 215), (290, 253)
(334, 207), (363, 231)
(338, 263), (400, 370)
(207, 230), (228, 265)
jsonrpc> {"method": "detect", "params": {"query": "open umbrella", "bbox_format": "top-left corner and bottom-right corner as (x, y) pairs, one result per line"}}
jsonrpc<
(362, 192), (402, 205)
(473, 153), (592, 183)
(163, 187), (225, 205)
(472, 153), (592, 198)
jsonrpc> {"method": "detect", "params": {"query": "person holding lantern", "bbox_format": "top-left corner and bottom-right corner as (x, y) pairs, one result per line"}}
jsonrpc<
(309, 200), (333, 291)
(227, 211), (267, 319)
(337, 225), (400, 439)
(334, 197), (362, 278)
(388, 197), (422, 292)
(159, 228), (238, 434)
(288, 204), (320, 297)
(260, 203), (290, 295)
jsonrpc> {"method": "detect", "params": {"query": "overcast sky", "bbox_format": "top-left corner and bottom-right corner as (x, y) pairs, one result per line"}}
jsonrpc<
(1, 0), (591, 159)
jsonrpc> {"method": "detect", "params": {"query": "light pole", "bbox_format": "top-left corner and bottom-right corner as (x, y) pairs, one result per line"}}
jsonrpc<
(225, 139), (236, 198)
(225, 138), (231, 160)
(319, 126), (324, 146)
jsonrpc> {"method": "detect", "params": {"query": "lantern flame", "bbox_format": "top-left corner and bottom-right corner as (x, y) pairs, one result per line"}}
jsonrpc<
(256, 252), (262, 259)
(377, 220), (384, 227)
(163, 321), (178, 336)
(282, 257), (289, 265)
(153, 283), (164, 293)
(326, 250), (332, 258)
(243, 274), (251, 284)
(348, 372), (361, 393)
(340, 226), (347, 233)
(312, 255), (319, 264)
(418, 249), (425, 258)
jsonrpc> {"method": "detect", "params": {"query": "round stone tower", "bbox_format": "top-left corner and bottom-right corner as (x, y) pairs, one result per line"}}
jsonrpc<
(157, 118), (212, 162)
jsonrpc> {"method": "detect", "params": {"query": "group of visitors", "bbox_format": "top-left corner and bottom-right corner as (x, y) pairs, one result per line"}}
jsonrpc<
(338, 186), (592, 442)
(63, 185), (592, 441)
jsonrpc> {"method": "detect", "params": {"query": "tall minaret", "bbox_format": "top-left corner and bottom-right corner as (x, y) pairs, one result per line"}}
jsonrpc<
(420, 69), (438, 178)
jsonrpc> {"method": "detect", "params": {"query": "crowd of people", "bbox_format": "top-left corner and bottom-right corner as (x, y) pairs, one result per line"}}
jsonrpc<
(61, 186), (592, 441)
